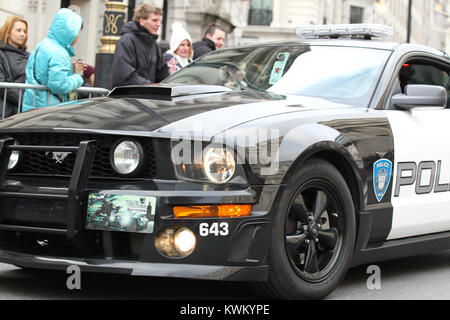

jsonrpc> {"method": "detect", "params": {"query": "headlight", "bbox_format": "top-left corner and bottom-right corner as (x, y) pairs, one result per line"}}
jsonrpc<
(111, 140), (143, 175)
(7, 140), (20, 171)
(171, 141), (244, 184)
(203, 147), (236, 183)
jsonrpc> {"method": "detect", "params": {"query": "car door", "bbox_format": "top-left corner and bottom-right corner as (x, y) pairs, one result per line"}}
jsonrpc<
(385, 57), (450, 240)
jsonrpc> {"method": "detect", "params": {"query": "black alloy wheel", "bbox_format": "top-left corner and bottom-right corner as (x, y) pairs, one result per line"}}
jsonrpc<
(285, 180), (343, 282)
(253, 158), (355, 299)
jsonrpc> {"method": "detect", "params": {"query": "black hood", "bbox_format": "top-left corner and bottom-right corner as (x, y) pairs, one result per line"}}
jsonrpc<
(196, 37), (215, 51)
(0, 42), (27, 54)
(0, 86), (349, 139)
(121, 21), (158, 42)
(0, 89), (274, 132)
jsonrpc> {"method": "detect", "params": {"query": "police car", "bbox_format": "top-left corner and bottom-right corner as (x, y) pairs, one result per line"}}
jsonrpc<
(0, 24), (449, 299)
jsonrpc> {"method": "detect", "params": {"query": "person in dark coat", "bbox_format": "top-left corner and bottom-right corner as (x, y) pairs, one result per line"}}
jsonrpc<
(0, 16), (29, 118)
(109, 4), (169, 89)
(193, 24), (226, 60)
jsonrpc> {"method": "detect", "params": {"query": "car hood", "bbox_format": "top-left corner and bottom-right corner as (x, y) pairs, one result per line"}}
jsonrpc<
(0, 87), (352, 140)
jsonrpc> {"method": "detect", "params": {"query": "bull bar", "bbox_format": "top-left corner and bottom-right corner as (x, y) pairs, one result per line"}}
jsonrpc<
(0, 137), (99, 250)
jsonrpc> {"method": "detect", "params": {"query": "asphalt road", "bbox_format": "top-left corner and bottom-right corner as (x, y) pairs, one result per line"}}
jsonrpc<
(1, 250), (450, 300)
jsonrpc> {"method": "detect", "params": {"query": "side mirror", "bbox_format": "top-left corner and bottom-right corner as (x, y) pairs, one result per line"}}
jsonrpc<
(391, 84), (447, 110)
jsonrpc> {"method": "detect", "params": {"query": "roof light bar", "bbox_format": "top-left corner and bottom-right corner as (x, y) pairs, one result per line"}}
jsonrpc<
(296, 24), (394, 39)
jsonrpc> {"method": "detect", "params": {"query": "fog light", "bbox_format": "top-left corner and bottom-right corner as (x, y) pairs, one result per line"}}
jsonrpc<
(174, 227), (196, 255)
(154, 227), (196, 258)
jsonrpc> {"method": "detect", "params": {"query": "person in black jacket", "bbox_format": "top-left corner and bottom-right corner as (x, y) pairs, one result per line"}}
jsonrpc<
(0, 16), (29, 118)
(193, 24), (226, 60)
(109, 4), (169, 89)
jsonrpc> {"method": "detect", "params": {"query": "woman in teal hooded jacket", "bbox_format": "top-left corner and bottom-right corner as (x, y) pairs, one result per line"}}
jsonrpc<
(22, 9), (84, 111)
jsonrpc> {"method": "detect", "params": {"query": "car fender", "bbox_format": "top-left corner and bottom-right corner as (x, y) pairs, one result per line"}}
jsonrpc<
(275, 123), (366, 212)
(215, 121), (366, 213)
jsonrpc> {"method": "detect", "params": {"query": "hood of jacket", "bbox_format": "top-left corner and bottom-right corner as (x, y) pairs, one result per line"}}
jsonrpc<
(0, 41), (28, 55)
(121, 21), (158, 43)
(169, 22), (193, 60)
(197, 37), (216, 51)
(47, 8), (83, 57)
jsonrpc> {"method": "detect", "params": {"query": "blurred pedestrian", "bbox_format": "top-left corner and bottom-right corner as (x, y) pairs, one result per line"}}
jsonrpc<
(109, 4), (169, 88)
(164, 23), (193, 74)
(193, 24), (226, 60)
(22, 8), (85, 111)
(158, 40), (169, 55)
(76, 64), (96, 99)
(0, 16), (29, 118)
(83, 64), (95, 87)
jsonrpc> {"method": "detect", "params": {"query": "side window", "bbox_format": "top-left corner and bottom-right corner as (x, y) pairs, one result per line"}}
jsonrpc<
(398, 60), (450, 107)
(399, 62), (450, 91)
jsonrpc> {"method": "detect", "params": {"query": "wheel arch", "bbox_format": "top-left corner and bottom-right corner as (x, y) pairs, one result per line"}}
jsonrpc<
(280, 143), (365, 221)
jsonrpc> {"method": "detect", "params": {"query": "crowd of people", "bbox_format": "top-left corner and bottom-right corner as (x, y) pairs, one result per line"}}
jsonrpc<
(0, 3), (227, 118)
(109, 4), (226, 88)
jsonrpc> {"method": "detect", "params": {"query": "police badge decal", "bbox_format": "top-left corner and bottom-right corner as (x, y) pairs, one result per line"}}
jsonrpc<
(373, 159), (392, 202)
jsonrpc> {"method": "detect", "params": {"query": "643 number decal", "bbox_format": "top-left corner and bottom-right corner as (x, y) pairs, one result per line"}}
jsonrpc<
(199, 222), (229, 237)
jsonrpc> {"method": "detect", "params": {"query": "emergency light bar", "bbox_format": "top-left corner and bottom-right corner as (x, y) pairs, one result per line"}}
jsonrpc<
(296, 24), (394, 39)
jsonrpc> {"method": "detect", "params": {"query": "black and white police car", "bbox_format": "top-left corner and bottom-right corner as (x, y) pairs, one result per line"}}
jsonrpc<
(0, 24), (449, 299)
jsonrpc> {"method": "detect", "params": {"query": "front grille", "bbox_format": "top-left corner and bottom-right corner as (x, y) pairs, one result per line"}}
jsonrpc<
(5, 133), (156, 178)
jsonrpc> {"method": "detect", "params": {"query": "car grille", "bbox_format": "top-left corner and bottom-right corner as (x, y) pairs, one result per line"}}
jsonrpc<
(5, 133), (157, 178)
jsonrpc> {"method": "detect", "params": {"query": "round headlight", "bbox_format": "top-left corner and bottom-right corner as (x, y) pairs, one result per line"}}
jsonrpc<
(203, 147), (236, 183)
(7, 140), (20, 170)
(111, 140), (143, 175)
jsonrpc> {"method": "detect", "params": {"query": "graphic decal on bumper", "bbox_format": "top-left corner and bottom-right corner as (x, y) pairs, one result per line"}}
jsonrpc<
(86, 193), (156, 234)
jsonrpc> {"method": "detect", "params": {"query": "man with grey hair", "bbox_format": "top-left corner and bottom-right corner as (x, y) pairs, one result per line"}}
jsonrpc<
(109, 4), (169, 88)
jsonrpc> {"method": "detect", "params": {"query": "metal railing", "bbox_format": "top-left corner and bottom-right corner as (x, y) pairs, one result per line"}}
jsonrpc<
(0, 82), (110, 120)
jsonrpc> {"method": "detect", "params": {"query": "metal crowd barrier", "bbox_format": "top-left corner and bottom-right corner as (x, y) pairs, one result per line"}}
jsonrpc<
(0, 82), (110, 120)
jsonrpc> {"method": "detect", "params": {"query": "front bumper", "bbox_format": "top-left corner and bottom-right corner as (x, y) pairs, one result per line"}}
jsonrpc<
(0, 250), (268, 281)
(0, 139), (277, 281)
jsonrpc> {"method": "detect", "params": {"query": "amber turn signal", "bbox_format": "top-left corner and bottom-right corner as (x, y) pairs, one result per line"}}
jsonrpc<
(173, 204), (252, 218)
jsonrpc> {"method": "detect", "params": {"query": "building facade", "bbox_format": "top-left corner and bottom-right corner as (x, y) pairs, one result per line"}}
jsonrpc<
(165, 0), (449, 50)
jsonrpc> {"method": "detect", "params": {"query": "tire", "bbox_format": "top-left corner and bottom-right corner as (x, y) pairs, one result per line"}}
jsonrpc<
(255, 158), (356, 299)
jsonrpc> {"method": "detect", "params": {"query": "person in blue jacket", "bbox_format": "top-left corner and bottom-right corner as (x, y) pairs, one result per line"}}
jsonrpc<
(22, 8), (85, 111)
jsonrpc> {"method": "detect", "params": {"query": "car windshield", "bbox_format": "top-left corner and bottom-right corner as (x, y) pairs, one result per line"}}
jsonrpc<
(163, 44), (391, 107)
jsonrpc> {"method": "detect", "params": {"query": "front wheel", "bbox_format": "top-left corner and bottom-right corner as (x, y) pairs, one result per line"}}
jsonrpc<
(256, 158), (356, 299)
